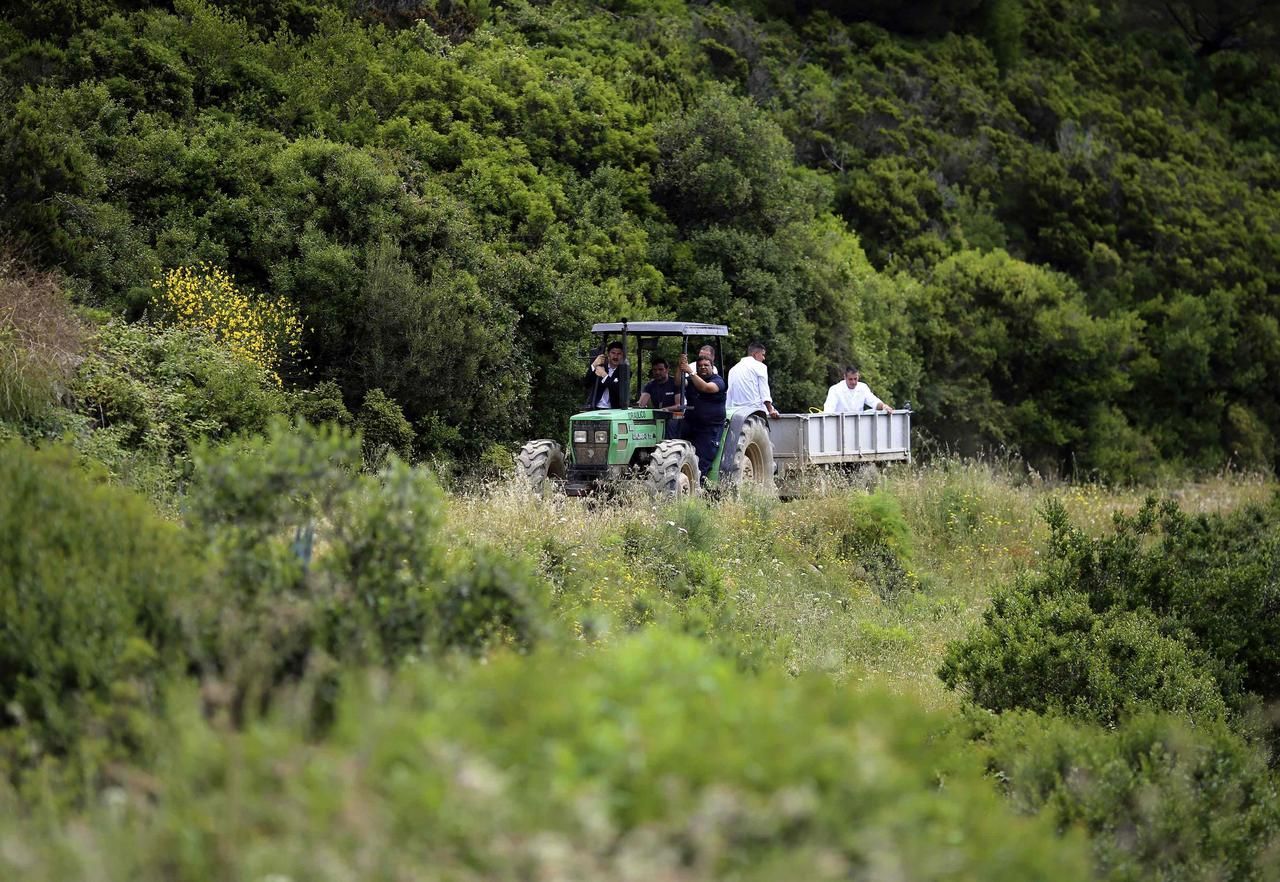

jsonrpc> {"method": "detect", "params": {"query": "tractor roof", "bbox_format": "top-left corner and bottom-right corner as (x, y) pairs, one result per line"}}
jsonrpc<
(590, 321), (730, 337)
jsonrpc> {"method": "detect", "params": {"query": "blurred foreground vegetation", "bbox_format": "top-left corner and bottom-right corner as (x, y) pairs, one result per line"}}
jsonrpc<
(3, 421), (1279, 880)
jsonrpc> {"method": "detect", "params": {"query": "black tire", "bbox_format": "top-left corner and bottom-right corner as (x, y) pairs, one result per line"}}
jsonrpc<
(646, 440), (701, 497)
(726, 414), (775, 492)
(516, 439), (567, 494)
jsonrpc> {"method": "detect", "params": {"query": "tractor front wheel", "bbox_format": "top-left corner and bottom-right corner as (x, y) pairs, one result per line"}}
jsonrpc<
(646, 440), (700, 497)
(517, 439), (568, 494)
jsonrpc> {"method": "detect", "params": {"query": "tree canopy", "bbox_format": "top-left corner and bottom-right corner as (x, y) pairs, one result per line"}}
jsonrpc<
(2, 0), (1277, 476)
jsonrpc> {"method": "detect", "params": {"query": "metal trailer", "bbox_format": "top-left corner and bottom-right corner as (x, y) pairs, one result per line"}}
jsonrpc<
(770, 409), (912, 479)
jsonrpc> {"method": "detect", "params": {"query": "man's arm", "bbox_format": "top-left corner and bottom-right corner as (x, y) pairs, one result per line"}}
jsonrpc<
(823, 386), (839, 413)
(759, 364), (780, 418)
(685, 372), (718, 393)
(637, 391), (653, 408)
(586, 354), (606, 387)
(867, 385), (892, 413)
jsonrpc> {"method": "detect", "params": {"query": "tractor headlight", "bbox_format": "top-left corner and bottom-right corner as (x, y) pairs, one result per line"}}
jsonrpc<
(573, 430), (587, 443)
(594, 430), (609, 443)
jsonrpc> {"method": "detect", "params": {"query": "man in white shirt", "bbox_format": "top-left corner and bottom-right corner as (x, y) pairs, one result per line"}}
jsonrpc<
(725, 341), (781, 418)
(697, 344), (720, 375)
(824, 366), (894, 414)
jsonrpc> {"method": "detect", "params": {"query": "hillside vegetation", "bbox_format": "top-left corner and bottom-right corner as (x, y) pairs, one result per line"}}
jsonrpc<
(2, 0), (1279, 479)
(3, 1), (1280, 879)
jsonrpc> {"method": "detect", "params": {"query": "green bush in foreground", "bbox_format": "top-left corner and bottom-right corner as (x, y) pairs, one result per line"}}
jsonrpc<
(938, 587), (1229, 725)
(0, 633), (1092, 882)
(970, 710), (1280, 882)
(0, 441), (199, 788)
(183, 420), (550, 719)
(941, 495), (1280, 725)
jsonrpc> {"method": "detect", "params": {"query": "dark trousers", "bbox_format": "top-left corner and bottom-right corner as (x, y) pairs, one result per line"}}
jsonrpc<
(680, 419), (724, 479)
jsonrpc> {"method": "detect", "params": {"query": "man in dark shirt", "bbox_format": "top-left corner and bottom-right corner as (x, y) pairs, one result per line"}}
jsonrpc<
(584, 340), (629, 409)
(677, 352), (727, 480)
(638, 358), (679, 410)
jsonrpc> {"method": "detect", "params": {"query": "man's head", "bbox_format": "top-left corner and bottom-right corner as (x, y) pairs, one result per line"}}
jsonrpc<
(747, 341), (767, 362)
(606, 341), (625, 366)
(844, 366), (861, 389)
(695, 354), (715, 378)
(650, 357), (669, 380)
(698, 344), (716, 363)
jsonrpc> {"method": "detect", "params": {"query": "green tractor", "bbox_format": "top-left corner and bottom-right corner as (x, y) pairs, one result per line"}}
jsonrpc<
(517, 321), (775, 496)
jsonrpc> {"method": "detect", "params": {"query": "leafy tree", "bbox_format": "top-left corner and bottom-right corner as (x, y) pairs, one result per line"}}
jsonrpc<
(906, 249), (1139, 474)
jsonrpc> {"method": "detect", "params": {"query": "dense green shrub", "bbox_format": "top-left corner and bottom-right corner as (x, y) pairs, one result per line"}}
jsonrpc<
(184, 420), (550, 713)
(941, 495), (1280, 724)
(971, 710), (1280, 882)
(939, 587), (1228, 724)
(0, 440), (199, 785)
(70, 320), (286, 487)
(289, 379), (352, 427)
(356, 387), (415, 469)
(904, 249), (1140, 474)
(0, 634), (1094, 881)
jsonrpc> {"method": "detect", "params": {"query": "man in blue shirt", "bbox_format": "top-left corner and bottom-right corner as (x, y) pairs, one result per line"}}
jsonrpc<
(638, 358), (679, 410)
(677, 352), (727, 480)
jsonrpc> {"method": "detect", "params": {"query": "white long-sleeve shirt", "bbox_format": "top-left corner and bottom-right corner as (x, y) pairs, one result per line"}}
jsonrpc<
(725, 356), (773, 410)
(823, 380), (883, 413)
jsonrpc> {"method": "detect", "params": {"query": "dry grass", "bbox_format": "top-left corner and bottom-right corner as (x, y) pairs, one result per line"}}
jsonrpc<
(0, 251), (84, 422)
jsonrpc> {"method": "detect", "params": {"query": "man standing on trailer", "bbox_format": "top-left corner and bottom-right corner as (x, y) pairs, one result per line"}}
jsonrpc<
(697, 344), (720, 374)
(823, 366), (894, 414)
(725, 341), (781, 419)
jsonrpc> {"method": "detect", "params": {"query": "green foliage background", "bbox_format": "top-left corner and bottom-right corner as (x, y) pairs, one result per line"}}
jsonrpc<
(2, 0), (1277, 475)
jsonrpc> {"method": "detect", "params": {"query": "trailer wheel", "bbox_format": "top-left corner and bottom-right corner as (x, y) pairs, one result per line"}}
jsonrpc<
(728, 415), (775, 492)
(517, 439), (567, 494)
(646, 440), (700, 497)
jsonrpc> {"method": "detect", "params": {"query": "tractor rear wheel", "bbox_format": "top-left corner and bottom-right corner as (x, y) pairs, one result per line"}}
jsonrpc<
(646, 440), (700, 497)
(517, 439), (567, 494)
(727, 415), (775, 492)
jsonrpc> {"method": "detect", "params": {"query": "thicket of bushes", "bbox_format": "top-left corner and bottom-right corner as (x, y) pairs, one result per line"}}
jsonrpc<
(0, 423), (550, 797)
(940, 494), (1280, 724)
(971, 710), (1280, 881)
(0, 441), (196, 791)
(1, 0), (1277, 476)
(1, 634), (1097, 882)
(941, 494), (1280, 880)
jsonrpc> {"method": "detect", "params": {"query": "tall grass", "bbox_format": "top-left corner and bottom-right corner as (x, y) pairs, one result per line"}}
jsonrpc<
(0, 254), (83, 425)
(447, 458), (1274, 711)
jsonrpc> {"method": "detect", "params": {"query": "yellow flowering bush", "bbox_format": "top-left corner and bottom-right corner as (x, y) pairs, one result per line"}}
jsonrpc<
(151, 264), (303, 382)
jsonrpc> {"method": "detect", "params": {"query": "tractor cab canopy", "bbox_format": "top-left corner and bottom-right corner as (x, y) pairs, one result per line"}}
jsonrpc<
(590, 321), (729, 337)
(589, 320), (731, 408)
